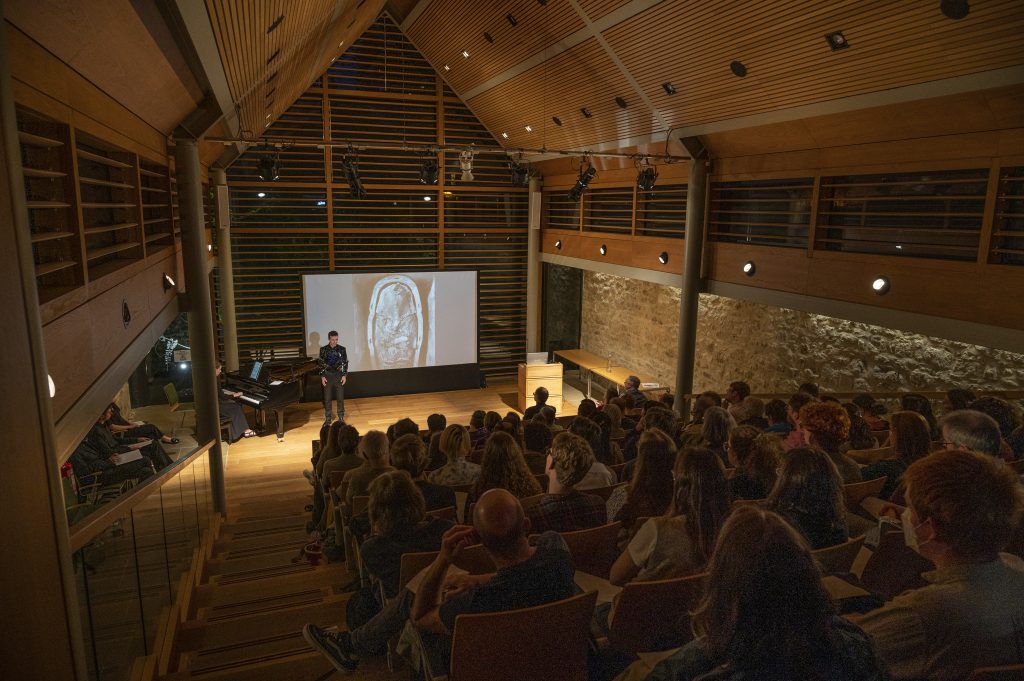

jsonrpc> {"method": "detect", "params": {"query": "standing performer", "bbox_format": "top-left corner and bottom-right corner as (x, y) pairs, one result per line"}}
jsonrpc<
(319, 330), (349, 427)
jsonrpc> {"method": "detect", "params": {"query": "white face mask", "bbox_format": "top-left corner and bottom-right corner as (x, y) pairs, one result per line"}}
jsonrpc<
(902, 507), (926, 554)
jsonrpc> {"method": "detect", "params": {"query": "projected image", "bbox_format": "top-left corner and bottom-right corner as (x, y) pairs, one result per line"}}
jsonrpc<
(303, 270), (474, 372)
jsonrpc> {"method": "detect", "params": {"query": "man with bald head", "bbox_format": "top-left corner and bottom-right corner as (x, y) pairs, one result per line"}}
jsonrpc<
(410, 488), (577, 673)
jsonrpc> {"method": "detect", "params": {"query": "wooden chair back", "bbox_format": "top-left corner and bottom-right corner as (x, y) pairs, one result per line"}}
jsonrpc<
(447, 591), (597, 681)
(557, 521), (622, 579)
(860, 530), (934, 600)
(426, 505), (457, 521)
(519, 493), (545, 512)
(447, 482), (475, 494)
(810, 534), (865, 574)
(847, 446), (894, 465)
(351, 495), (370, 517)
(328, 470), (345, 490)
(585, 481), (627, 501)
(843, 476), (888, 511)
(608, 572), (705, 653)
(967, 664), (1024, 680)
(609, 462), (626, 480)
(1007, 459), (1024, 473)
(398, 544), (496, 590)
(874, 430), (890, 446)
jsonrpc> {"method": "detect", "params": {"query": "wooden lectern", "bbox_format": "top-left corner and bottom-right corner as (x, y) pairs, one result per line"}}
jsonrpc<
(517, 362), (563, 415)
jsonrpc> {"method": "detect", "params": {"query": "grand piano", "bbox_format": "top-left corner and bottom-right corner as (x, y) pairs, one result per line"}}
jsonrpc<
(222, 357), (314, 441)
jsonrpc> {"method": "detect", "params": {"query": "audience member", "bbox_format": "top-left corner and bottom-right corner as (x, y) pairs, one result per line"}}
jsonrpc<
(798, 381), (821, 397)
(939, 409), (1002, 457)
(622, 375), (647, 408)
(701, 406), (735, 465)
(799, 401), (862, 483)
(728, 428), (781, 501)
(464, 431), (542, 517)
(767, 447), (849, 549)
(310, 424), (361, 532)
(610, 446), (729, 586)
(578, 398), (598, 419)
(591, 410), (622, 464)
(763, 398), (792, 436)
(863, 411), (931, 501)
(69, 438), (153, 486)
(658, 392), (675, 411)
(606, 428), (675, 529)
(483, 411), (502, 436)
(610, 396), (637, 431)
(409, 490), (577, 674)
(523, 386), (549, 421)
(724, 380), (751, 421)
(568, 417), (618, 489)
(784, 391), (816, 449)
(631, 506), (887, 681)
(342, 430), (394, 504)
(467, 409), (489, 453)
(603, 403), (627, 439)
(522, 420), (553, 474)
(427, 425), (480, 486)
(540, 405), (563, 433)
(842, 403), (880, 453)
(944, 388), (977, 413)
(528, 431), (607, 534)
(900, 393), (939, 440)
(968, 396), (1023, 460)
(621, 405), (679, 479)
(679, 391), (722, 448)
(855, 450), (1024, 680)
(390, 434), (456, 512)
(106, 402), (178, 445)
(88, 406), (171, 470)
(854, 393), (890, 431)
(500, 411), (527, 452)
(302, 471), (453, 670)
(391, 417), (420, 441)
(737, 396), (768, 430)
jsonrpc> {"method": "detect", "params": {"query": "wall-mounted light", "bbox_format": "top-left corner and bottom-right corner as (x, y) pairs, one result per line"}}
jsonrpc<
(419, 158), (439, 185)
(163, 273), (176, 290)
(730, 60), (747, 77)
(637, 165), (658, 191)
(662, 82), (677, 95)
(462, 50), (470, 58)
(568, 163), (596, 202)
(658, 252), (668, 265)
(207, 244), (213, 252)
(825, 31), (849, 51)
(554, 239), (562, 250)
(423, 196), (432, 201)
(742, 261), (756, 276)
(872, 276), (891, 295)
(47, 374), (55, 398)
(599, 244), (607, 256)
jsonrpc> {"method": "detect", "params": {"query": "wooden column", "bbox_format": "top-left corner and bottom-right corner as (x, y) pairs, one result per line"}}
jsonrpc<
(0, 2), (87, 675)
(526, 176), (542, 353)
(674, 156), (709, 417)
(212, 168), (238, 371)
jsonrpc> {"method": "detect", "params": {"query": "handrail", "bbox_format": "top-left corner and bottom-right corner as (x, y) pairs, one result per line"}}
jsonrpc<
(673, 391), (1024, 401)
(69, 439), (215, 552)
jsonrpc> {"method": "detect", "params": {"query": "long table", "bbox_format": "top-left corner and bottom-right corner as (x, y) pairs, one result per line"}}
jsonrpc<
(553, 348), (660, 399)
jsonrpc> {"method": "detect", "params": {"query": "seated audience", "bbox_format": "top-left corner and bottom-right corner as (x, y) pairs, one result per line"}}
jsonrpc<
(724, 380), (751, 421)
(784, 391), (816, 450)
(342, 430), (394, 504)
(968, 396), (1023, 460)
(391, 417), (419, 441)
(603, 402), (627, 439)
(409, 490), (577, 674)
(900, 393), (939, 441)
(591, 410), (622, 464)
(798, 381), (821, 397)
(799, 400), (863, 483)
(842, 403), (880, 453)
(679, 391), (722, 448)
(854, 450), (1024, 680)
(610, 446), (729, 586)
(540, 405), (563, 433)
(464, 432), (542, 516)
(606, 428), (676, 529)
(106, 402), (179, 445)
(88, 405), (171, 470)
(423, 414), (447, 469)
(578, 398), (598, 419)
(500, 411), (527, 452)
(215, 362), (256, 441)
(483, 411), (502, 437)
(427, 425), (480, 486)
(466, 409), (489, 453)
(737, 396), (768, 430)
(318, 422), (362, 478)
(523, 386), (549, 421)
(69, 438), (153, 486)
(630, 506), (887, 681)
(621, 375), (647, 408)
(658, 392), (675, 411)
(728, 428), (781, 501)
(302, 471), (454, 671)
(610, 396), (638, 432)
(767, 447), (849, 549)
(522, 420), (552, 474)
(943, 387), (977, 413)
(568, 417), (618, 489)
(621, 405), (679, 479)
(763, 398), (792, 436)
(939, 409), (1002, 457)
(700, 406), (735, 465)
(854, 393), (891, 432)
(863, 411), (931, 501)
(390, 434), (456, 512)
(527, 431), (607, 534)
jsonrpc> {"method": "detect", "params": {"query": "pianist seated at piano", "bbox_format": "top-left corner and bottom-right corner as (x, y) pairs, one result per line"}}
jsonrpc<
(216, 362), (256, 441)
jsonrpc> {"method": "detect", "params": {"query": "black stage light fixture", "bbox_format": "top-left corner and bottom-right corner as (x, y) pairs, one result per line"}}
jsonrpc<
(580, 107), (593, 118)
(742, 261), (756, 276)
(872, 276), (891, 295)
(484, 32), (494, 43)
(509, 160), (531, 187)
(730, 60), (747, 77)
(825, 31), (849, 51)
(637, 165), (658, 191)
(615, 96), (628, 109)
(658, 251), (669, 265)
(257, 150), (280, 181)
(552, 116), (562, 126)
(419, 158), (439, 185)
(941, 0), (970, 20)
(506, 13), (518, 26)
(662, 82), (677, 95)
(568, 164), (597, 202)
(341, 156), (367, 198)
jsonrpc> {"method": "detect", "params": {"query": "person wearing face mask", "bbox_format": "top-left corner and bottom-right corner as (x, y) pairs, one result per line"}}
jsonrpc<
(853, 449), (1024, 680)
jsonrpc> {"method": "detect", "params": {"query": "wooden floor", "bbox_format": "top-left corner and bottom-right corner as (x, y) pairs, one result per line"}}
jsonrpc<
(144, 383), (529, 681)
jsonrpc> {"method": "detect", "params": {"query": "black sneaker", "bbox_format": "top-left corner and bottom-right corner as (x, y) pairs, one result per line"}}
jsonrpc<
(302, 624), (358, 672)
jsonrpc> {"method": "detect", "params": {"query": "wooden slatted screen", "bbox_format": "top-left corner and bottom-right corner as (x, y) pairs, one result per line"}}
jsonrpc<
(636, 183), (686, 239)
(991, 166), (1024, 266)
(583, 186), (633, 235)
(542, 190), (581, 231)
(225, 13), (529, 379)
(708, 178), (812, 249)
(817, 168), (988, 261)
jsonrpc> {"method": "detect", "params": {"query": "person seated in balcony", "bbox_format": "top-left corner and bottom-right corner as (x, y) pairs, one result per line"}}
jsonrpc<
(88, 405), (171, 470)
(105, 402), (179, 445)
(68, 438), (153, 488)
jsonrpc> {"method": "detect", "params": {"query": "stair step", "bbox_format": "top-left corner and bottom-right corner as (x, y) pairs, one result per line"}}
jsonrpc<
(185, 646), (328, 679)
(204, 548), (312, 578)
(196, 564), (351, 610)
(214, 526), (308, 555)
(215, 536), (308, 561)
(219, 516), (306, 538)
(180, 598), (346, 652)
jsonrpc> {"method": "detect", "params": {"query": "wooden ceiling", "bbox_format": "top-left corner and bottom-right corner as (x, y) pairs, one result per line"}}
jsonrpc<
(399, 0), (1024, 153)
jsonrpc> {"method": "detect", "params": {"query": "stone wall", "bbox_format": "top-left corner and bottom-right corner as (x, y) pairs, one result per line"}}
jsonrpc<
(580, 270), (1024, 394)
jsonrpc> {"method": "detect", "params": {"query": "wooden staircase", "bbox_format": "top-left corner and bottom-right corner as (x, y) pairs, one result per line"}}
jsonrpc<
(130, 447), (406, 681)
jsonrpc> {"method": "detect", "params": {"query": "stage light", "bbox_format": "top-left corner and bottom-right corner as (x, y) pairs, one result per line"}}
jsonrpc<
(568, 164), (596, 202)
(419, 158), (439, 185)
(48, 374), (55, 398)
(316, 199), (326, 206)
(742, 261), (755, 276)
(554, 240), (562, 249)
(662, 82), (677, 95)
(637, 166), (658, 191)
(580, 107), (593, 118)
(658, 252), (668, 264)
(484, 32), (494, 44)
(179, 363), (187, 370)
(730, 60), (747, 77)
(459, 149), (475, 182)
(163, 273), (176, 290)
(615, 96), (628, 109)
(941, 0), (970, 20)
(443, 64), (450, 71)
(340, 156), (367, 198)
(872, 276), (891, 295)
(501, 131), (509, 139)
(462, 50), (470, 58)
(825, 31), (849, 51)
(207, 244), (212, 252)
(509, 160), (531, 187)
(257, 151), (280, 181)
(552, 116), (562, 126)
(257, 192), (266, 198)
(423, 196), (432, 201)
(599, 244), (607, 256)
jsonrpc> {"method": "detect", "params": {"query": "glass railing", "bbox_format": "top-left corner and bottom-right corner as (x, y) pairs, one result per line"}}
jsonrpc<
(68, 441), (215, 681)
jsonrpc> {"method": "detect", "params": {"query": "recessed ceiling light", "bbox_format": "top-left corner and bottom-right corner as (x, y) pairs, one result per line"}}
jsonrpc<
(484, 32), (494, 43)
(525, 125), (532, 132)
(501, 131), (509, 139)
(443, 64), (450, 71)
(615, 96), (627, 109)
(462, 50), (470, 58)
(506, 13), (518, 26)
(662, 82), (677, 95)
(742, 261), (755, 276)
(581, 107), (592, 118)
(730, 61), (747, 77)
(265, 113), (271, 119)
(825, 31), (849, 50)
(552, 116), (562, 126)
(872, 276), (891, 294)
(658, 252), (668, 265)
(338, 41), (344, 47)
(941, 0), (970, 20)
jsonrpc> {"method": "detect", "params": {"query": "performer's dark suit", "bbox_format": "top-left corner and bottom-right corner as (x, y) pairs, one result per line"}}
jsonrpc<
(318, 343), (349, 424)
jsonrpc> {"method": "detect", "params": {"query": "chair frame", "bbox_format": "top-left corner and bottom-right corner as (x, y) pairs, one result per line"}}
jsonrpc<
(606, 572), (705, 653)
(810, 534), (866, 574)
